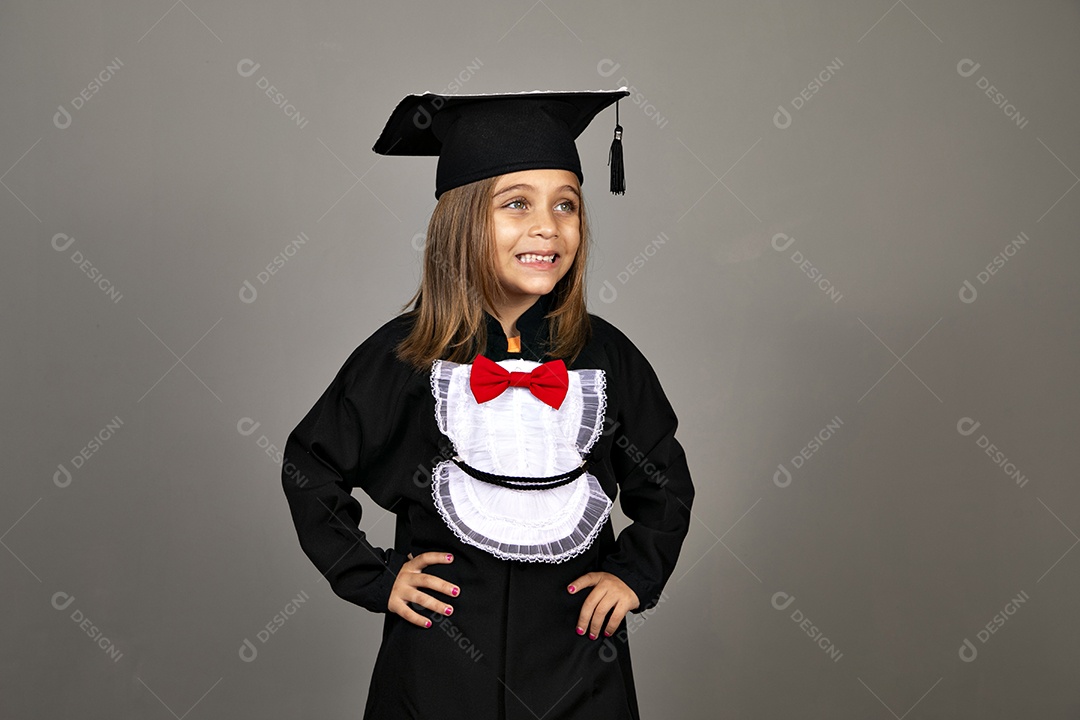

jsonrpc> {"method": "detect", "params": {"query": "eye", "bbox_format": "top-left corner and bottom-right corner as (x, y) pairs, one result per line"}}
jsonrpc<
(503, 198), (527, 210)
(556, 199), (578, 213)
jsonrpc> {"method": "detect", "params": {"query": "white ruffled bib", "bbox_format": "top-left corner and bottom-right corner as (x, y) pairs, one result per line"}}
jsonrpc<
(428, 358), (612, 563)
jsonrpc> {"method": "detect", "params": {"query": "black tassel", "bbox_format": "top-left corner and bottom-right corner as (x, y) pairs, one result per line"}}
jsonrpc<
(608, 100), (625, 195)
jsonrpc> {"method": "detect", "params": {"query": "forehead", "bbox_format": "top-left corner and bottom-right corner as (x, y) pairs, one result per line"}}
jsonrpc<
(493, 169), (580, 192)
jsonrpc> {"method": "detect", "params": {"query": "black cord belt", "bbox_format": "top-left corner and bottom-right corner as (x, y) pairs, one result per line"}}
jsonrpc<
(450, 455), (588, 490)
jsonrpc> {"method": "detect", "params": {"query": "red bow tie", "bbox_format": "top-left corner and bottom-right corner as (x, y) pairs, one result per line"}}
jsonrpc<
(469, 355), (569, 410)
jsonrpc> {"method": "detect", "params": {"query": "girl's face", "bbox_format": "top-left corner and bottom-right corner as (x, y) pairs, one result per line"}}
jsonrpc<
(489, 168), (581, 308)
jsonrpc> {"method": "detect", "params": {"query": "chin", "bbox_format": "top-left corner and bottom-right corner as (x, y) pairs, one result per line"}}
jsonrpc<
(507, 279), (559, 297)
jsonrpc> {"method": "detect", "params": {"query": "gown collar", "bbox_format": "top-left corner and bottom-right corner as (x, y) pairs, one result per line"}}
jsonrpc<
(482, 292), (555, 362)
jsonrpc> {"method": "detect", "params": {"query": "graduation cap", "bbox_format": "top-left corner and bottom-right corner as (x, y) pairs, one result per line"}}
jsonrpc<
(372, 88), (629, 199)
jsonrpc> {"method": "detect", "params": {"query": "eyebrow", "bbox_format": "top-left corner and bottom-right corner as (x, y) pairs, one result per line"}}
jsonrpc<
(493, 183), (580, 199)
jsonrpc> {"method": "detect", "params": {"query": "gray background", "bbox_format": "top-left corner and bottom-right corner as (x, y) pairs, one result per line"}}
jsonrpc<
(3, 1), (1079, 718)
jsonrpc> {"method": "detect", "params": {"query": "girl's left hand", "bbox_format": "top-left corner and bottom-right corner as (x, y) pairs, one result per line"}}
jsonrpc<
(566, 571), (640, 640)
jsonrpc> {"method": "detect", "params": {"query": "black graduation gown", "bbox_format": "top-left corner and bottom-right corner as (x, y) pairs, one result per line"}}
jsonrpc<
(281, 292), (695, 720)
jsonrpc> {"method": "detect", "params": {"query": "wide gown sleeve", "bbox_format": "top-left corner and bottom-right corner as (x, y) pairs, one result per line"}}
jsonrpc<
(280, 344), (410, 614)
(600, 329), (695, 614)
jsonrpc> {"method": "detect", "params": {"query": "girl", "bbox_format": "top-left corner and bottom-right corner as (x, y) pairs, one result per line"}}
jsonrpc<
(281, 88), (694, 720)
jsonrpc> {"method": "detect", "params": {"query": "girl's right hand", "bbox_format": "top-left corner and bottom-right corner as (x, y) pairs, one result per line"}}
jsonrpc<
(387, 551), (460, 627)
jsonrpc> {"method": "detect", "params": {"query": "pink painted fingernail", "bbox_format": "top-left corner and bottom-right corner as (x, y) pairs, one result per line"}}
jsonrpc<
(589, 632), (597, 640)
(444, 607), (453, 615)
(576, 627), (585, 635)
(567, 585), (576, 593)
(446, 554), (453, 561)
(451, 587), (459, 596)
(425, 620), (432, 628)
(603, 630), (612, 637)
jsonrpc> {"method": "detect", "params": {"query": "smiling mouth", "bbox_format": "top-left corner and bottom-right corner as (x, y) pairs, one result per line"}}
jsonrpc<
(516, 253), (558, 264)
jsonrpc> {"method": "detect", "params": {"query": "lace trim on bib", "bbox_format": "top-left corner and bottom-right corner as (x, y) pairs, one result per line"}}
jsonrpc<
(430, 463), (612, 563)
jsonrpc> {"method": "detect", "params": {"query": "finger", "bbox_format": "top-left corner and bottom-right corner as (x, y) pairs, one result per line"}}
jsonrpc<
(603, 605), (628, 638)
(588, 597), (617, 640)
(575, 586), (609, 639)
(408, 570), (460, 599)
(394, 584), (454, 624)
(388, 595), (438, 629)
(389, 556), (456, 621)
(566, 572), (597, 594)
(411, 550), (456, 569)
(601, 600), (632, 640)
(405, 585), (455, 619)
(401, 552), (459, 598)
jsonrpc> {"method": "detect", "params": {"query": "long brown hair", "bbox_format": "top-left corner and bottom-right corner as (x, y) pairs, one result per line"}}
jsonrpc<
(394, 174), (593, 372)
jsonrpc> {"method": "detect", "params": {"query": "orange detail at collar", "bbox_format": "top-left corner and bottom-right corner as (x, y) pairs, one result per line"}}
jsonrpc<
(506, 336), (521, 353)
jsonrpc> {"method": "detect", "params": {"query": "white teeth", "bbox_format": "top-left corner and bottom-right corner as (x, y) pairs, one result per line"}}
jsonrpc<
(517, 253), (555, 263)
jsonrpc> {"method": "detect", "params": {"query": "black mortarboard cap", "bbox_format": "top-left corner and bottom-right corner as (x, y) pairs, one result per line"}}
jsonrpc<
(372, 88), (629, 199)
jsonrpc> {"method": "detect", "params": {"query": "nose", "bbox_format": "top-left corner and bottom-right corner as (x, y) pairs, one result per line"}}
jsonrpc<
(530, 205), (559, 239)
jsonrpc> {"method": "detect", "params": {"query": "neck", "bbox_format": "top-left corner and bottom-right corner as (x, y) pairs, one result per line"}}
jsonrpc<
(487, 294), (541, 339)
